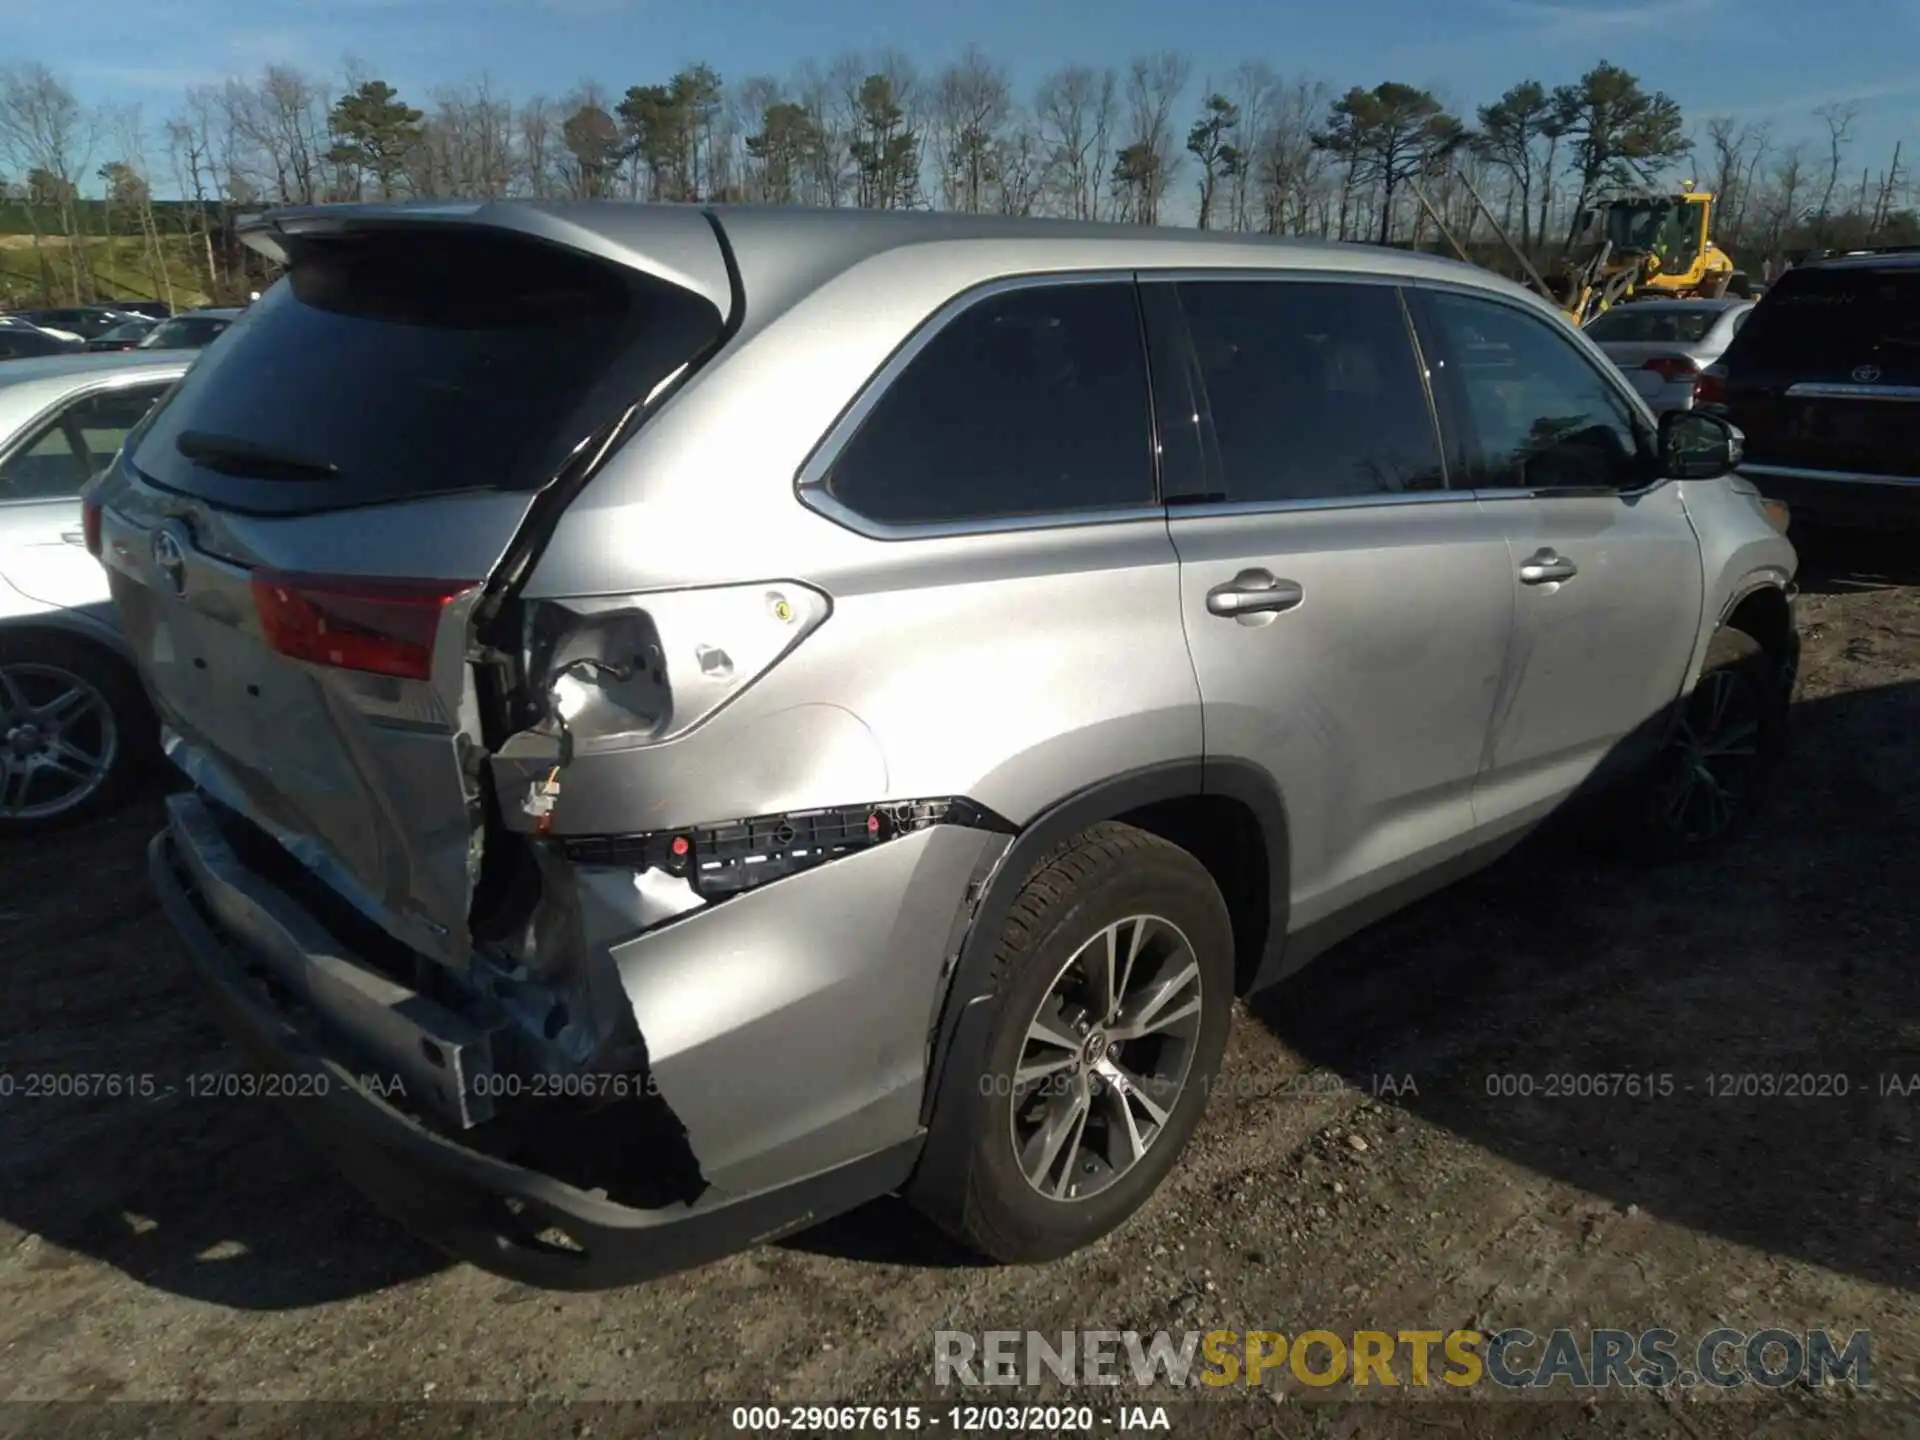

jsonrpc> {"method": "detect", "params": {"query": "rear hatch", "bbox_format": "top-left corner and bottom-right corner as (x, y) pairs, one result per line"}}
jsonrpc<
(1714, 259), (1920, 477)
(94, 205), (733, 969)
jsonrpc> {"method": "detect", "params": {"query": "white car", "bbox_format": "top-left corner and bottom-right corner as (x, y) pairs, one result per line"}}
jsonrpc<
(0, 353), (188, 828)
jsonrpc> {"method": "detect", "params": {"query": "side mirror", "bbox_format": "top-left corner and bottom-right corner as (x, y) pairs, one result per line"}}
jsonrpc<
(1660, 409), (1744, 480)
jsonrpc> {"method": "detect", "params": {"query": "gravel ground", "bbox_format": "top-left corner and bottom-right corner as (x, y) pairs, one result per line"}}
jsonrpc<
(2, 525), (1918, 1439)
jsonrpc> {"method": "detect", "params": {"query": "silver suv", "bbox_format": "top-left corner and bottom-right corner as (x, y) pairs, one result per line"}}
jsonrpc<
(90, 204), (1798, 1289)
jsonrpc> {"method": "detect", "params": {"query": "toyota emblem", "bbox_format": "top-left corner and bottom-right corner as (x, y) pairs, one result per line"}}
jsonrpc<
(1852, 364), (1882, 384)
(151, 529), (186, 596)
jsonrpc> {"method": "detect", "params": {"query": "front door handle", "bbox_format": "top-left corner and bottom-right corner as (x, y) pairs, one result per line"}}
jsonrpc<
(1518, 550), (1578, 585)
(1206, 569), (1305, 617)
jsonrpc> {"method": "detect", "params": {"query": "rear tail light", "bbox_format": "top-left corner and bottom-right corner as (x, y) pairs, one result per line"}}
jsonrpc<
(251, 571), (474, 681)
(1642, 356), (1700, 386)
(1695, 364), (1728, 408)
(82, 499), (102, 559)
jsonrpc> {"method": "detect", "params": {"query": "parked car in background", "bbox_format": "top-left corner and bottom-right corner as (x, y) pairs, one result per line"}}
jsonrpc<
(13, 306), (144, 343)
(0, 353), (187, 828)
(1584, 298), (1754, 414)
(86, 317), (160, 352)
(97, 203), (1798, 1290)
(135, 307), (242, 351)
(0, 319), (85, 360)
(108, 300), (173, 321)
(1702, 249), (1920, 528)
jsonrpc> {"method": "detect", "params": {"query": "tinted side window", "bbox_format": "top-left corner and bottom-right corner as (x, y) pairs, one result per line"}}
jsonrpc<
(1421, 291), (1652, 492)
(824, 282), (1154, 527)
(0, 384), (170, 501)
(1168, 280), (1444, 503)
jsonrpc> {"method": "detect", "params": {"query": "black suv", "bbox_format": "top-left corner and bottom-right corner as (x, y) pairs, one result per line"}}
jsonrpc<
(1703, 249), (1920, 526)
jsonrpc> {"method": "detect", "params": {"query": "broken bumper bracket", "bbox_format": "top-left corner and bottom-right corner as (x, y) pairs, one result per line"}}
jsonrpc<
(149, 809), (920, 1290)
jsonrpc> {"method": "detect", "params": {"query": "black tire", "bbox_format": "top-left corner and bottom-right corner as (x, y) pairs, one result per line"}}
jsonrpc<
(0, 630), (154, 833)
(911, 821), (1234, 1264)
(1630, 627), (1785, 863)
(1726, 271), (1753, 299)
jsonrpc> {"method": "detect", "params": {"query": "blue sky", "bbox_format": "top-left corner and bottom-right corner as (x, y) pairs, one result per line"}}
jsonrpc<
(9, 0), (1917, 167)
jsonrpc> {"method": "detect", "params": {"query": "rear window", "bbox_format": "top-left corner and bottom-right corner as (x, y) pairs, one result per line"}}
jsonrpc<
(1584, 307), (1724, 344)
(1729, 263), (1920, 370)
(138, 315), (228, 349)
(131, 226), (724, 514)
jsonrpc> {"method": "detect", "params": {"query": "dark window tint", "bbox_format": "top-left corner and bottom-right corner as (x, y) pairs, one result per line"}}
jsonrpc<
(1170, 280), (1443, 503)
(824, 282), (1153, 526)
(0, 329), (65, 359)
(138, 315), (229, 349)
(133, 227), (723, 514)
(1422, 291), (1651, 492)
(1729, 263), (1920, 375)
(1583, 306), (1724, 344)
(0, 383), (170, 501)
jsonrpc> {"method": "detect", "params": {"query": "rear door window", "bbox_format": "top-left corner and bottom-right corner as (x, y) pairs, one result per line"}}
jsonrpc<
(131, 227), (725, 515)
(1148, 278), (1445, 503)
(822, 280), (1155, 527)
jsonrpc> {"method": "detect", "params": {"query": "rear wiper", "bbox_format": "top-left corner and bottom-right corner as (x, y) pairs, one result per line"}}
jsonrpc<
(176, 429), (340, 481)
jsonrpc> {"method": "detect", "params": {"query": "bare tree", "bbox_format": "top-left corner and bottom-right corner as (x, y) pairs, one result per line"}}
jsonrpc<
(1225, 61), (1277, 231)
(165, 88), (228, 294)
(105, 104), (175, 308)
(1758, 141), (1809, 270)
(794, 59), (851, 206)
(1113, 51), (1189, 224)
(412, 78), (515, 198)
(1702, 115), (1771, 256)
(517, 95), (558, 197)
(930, 46), (1012, 213)
(1873, 141), (1904, 231)
(1034, 65), (1117, 220)
(1249, 75), (1330, 235)
(0, 63), (96, 301)
(1813, 100), (1858, 227)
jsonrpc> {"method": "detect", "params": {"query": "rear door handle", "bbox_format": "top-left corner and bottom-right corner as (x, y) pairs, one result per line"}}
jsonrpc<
(1206, 569), (1305, 617)
(60, 530), (86, 546)
(1518, 550), (1577, 585)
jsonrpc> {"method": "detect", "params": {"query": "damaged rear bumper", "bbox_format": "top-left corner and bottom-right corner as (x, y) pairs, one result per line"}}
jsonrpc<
(149, 792), (930, 1290)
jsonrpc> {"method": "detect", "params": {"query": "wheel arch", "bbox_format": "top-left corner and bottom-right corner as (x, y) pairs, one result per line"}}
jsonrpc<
(0, 607), (137, 666)
(1717, 579), (1799, 696)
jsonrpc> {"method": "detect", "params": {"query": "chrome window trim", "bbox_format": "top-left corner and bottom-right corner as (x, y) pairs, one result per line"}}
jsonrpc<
(1163, 488), (1477, 521)
(1739, 463), (1920, 489)
(1785, 382), (1920, 402)
(793, 270), (1153, 542)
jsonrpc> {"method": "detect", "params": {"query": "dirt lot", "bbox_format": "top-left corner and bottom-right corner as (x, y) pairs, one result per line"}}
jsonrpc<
(3, 528), (1918, 1438)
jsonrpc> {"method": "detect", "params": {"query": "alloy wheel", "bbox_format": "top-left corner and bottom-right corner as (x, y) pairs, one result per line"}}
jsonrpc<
(0, 662), (119, 821)
(1010, 914), (1206, 1202)
(1654, 666), (1763, 844)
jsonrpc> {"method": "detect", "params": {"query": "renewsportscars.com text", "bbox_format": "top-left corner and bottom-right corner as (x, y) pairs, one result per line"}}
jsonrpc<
(935, 1327), (1872, 1391)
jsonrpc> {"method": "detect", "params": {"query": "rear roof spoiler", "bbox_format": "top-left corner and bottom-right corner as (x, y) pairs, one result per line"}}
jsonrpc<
(237, 201), (737, 317)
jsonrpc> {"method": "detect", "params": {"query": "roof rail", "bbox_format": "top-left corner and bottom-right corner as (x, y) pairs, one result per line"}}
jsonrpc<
(1801, 242), (1920, 261)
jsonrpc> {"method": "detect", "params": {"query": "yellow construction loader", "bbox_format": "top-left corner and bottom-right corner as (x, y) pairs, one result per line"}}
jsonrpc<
(1408, 173), (1750, 326)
